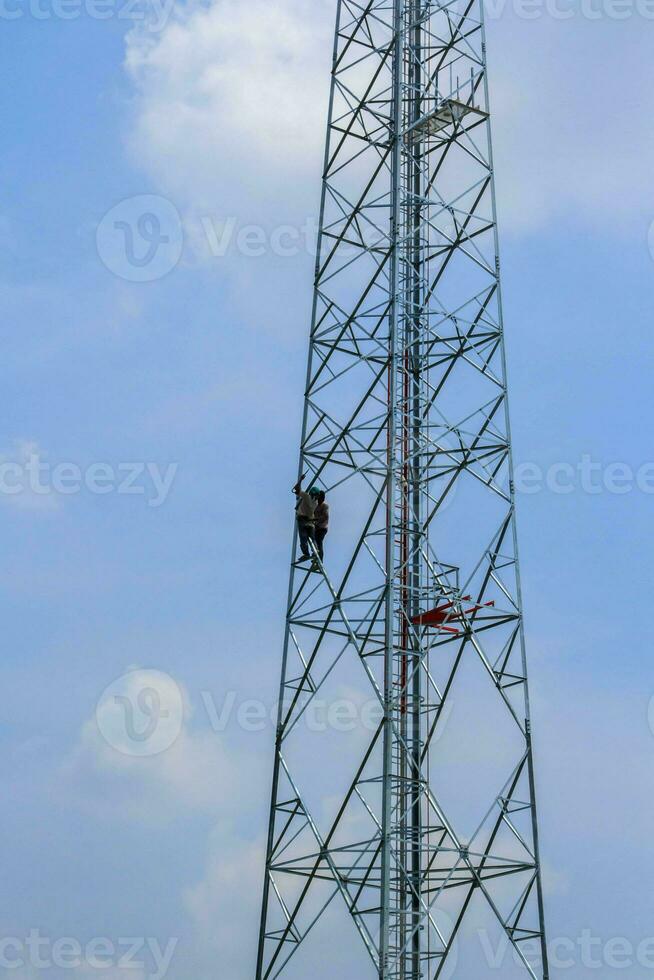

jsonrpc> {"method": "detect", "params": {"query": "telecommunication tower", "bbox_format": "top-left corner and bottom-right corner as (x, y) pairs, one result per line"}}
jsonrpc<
(256, 2), (550, 978)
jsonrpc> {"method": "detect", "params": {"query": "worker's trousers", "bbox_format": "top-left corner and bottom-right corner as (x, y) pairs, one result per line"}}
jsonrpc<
(315, 527), (328, 561)
(297, 519), (316, 558)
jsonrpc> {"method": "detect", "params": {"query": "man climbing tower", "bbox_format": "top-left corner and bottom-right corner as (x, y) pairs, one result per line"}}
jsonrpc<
(293, 474), (320, 562)
(314, 490), (329, 562)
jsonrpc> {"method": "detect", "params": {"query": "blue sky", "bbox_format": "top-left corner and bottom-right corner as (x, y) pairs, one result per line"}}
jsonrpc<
(1, 0), (653, 977)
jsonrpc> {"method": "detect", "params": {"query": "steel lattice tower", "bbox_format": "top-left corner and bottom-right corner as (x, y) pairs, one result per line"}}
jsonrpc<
(256, 2), (550, 978)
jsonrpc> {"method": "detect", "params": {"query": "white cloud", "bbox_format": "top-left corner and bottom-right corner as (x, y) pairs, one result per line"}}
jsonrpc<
(123, 1), (653, 240)
(123, 0), (335, 332)
(181, 820), (381, 980)
(541, 860), (571, 898)
(0, 441), (60, 513)
(124, 0), (334, 223)
(61, 669), (253, 825)
(182, 824), (263, 980)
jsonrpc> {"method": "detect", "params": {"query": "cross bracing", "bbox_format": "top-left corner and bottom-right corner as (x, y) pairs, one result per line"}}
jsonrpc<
(256, 1), (550, 979)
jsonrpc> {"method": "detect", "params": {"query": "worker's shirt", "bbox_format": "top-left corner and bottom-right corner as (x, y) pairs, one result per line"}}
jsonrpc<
(314, 502), (329, 530)
(295, 491), (317, 521)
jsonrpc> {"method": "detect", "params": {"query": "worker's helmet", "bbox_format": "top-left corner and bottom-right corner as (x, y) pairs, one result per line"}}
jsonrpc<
(309, 486), (321, 497)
